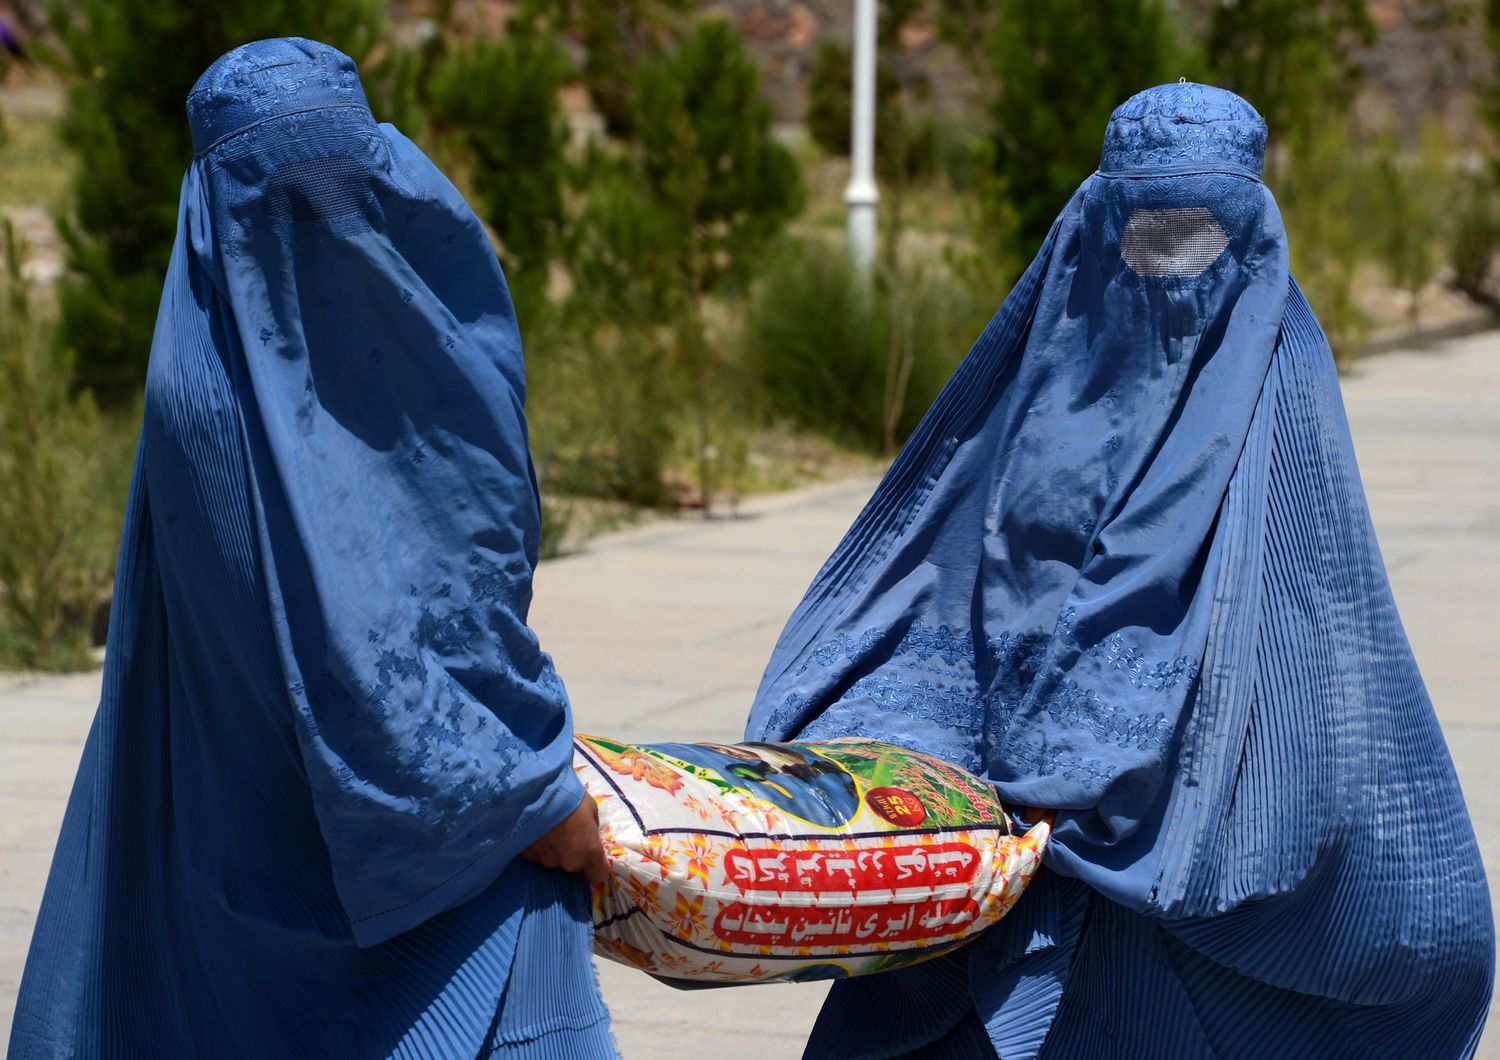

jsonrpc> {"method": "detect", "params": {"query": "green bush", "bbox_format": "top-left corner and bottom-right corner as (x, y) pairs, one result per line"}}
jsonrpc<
(537, 494), (577, 561)
(739, 237), (982, 453)
(0, 221), (131, 670)
(928, 113), (982, 194)
(956, 0), (1182, 265)
(804, 38), (854, 158)
(627, 18), (806, 296)
(542, 157), (686, 508)
(529, 319), (682, 509)
(554, 0), (690, 138)
(804, 6), (945, 190)
(553, 18), (804, 513)
(804, 38), (905, 165)
(1204, 0), (1373, 173)
(1448, 167), (1500, 310)
(1277, 121), (1373, 366)
(428, 19), (572, 317)
(1367, 130), (1447, 330)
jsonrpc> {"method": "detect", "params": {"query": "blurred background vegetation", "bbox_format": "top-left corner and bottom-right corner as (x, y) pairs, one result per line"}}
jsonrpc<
(1, 0), (1498, 668)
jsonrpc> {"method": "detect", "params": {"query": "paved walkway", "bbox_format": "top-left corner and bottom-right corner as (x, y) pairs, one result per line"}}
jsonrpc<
(2, 330), (1497, 1056)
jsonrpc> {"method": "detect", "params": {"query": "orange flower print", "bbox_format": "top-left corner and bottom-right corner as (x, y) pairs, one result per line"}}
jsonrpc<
(705, 794), (739, 820)
(679, 793), (719, 823)
(666, 894), (709, 939)
(677, 834), (717, 886)
(598, 935), (656, 971)
(625, 873), (661, 910)
(759, 805), (785, 834)
(642, 835), (679, 880)
(588, 743), (685, 794)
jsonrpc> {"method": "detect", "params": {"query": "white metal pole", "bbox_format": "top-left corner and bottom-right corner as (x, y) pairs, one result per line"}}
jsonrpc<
(846, 0), (879, 273)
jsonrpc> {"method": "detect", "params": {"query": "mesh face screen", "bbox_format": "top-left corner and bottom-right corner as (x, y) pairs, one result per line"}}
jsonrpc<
(1119, 207), (1229, 278)
(260, 155), (372, 223)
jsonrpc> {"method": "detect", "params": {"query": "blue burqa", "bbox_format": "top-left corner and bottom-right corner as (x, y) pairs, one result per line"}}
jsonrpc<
(10, 40), (612, 1059)
(747, 83), (1495, 1058)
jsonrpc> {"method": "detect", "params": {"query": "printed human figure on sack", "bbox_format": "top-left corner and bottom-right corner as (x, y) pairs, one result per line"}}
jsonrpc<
(663, 742), (861, 827)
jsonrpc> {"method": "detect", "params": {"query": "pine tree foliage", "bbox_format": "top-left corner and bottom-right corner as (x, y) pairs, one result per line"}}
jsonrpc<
(554, 0), (690, 137)
(47, 0), (382, 404)
(429, 15), (571, 316)
(627, 18), (805, 296)
(1204, 0), (1374, 147)
(965, 0), (1182, 259)
(0, 221), (124, 670)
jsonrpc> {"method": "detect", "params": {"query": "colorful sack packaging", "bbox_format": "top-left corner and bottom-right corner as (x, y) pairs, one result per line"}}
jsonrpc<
(575, 735), (1050, 984)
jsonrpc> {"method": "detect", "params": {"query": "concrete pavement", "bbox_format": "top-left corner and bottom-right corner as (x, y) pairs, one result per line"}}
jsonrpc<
(2, 329), (1497, 1056)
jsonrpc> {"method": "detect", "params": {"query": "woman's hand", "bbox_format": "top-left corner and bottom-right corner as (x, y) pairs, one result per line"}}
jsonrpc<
(522, 793), (608, 885)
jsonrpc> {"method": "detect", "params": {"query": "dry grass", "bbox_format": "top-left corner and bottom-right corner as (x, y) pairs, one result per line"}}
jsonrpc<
(0, 102), (72, 214)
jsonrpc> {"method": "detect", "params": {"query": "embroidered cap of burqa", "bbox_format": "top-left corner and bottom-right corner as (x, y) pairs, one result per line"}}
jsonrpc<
(747, 83), (1494, 1058)
(9, 39), (611, 1058)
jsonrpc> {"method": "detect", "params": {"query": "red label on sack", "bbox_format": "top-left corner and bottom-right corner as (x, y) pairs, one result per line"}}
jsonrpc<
(865, 786), (927, 827)
(712, 897), (981, 948)
(723, 842), (980, 893)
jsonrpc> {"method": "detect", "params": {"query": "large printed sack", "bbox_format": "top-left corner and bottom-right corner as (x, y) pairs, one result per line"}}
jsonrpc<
(575, 735), (1050, 985)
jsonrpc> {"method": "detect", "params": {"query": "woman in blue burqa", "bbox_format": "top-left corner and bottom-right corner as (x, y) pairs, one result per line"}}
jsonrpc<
(10, 39), (615, 1059)
(747, 83), (1494, 1057)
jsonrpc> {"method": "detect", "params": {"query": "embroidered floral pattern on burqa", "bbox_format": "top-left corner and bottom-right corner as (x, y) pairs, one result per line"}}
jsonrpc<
(786, 618), (1192, 775)
(1098, 81), (1267, 177)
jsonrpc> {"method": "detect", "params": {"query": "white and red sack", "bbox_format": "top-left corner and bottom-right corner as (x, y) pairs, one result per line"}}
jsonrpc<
(575, 735), (1049, 985)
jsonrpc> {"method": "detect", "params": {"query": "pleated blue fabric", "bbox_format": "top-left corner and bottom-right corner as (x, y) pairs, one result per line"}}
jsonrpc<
(9, 39), (613, 1059)
(746, 83), (1494, 1058)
